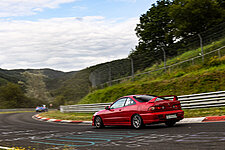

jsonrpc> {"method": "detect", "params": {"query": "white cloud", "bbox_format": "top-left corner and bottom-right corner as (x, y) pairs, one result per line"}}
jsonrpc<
(0, 16), (138, 71)
(109, 0), (136, 3)
(72, 5), (88, 10)
(0, 0), (76, 17)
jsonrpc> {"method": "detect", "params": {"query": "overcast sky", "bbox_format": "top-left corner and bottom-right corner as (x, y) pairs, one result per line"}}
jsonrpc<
(0, 0), (156, 72)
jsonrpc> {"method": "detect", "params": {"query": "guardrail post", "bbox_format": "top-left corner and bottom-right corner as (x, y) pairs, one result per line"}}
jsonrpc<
(162, 47), (166, 70)
(130, 57), (134, 81)
(198, 34), (204, 62)
(218, 49), (221, 58)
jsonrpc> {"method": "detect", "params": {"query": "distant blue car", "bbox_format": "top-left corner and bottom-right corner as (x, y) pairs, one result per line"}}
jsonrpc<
(36, 105), (48, 112)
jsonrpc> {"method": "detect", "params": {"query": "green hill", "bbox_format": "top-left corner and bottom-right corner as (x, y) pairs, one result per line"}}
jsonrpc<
(79, 62), (225, 104)
(0, 68), (78, 108)
(79, 39), (225, 104)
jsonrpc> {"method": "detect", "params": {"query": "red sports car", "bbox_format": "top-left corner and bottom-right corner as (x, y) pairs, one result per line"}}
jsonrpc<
(92, 95), (184, 129)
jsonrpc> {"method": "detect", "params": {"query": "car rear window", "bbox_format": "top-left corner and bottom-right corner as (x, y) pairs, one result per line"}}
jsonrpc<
(134, 95), (165, 102)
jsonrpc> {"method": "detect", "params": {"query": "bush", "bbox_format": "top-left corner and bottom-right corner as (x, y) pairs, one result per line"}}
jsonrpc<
(174, 71), (185, 77)
(205, 56), (221, 66)
(219, 55), (225, 64)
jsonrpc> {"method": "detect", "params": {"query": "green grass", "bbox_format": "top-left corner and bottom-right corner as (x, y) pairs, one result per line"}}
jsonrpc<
(79, 62), (225, 104)
(145, 38), (225, 72)
(184, 107), (225, 118)
(0, 111), (33, 114)
(40, 111), (93, 121)
(39, 107), (225, 121)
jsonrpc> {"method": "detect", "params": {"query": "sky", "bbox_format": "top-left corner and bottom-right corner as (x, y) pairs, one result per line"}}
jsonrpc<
(0, 0), (156, 72)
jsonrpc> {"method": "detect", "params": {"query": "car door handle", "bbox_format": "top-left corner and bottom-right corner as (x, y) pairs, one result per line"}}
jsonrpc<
(119, 109), (122, 111)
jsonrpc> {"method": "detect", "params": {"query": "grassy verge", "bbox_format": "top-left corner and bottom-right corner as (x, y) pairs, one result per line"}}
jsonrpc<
(40, 111), (93, 121)
(0, 111), (33, 114)
(40, 107), (225, 121)
(184, 107), (225, 118)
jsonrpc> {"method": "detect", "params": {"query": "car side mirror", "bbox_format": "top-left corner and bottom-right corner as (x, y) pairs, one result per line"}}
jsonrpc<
(105, 106), (110, 110)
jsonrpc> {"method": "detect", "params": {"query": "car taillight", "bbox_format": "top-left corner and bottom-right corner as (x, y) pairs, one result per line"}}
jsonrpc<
(148, 106), (164, 111)
(148, 106), (155, 111)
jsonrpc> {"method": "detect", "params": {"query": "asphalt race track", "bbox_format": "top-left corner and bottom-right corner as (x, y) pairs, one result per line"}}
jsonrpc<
(0, 112), (225, 150)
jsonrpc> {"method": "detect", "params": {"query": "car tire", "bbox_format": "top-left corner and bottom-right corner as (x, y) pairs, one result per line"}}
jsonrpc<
(132, 114), (143, 129)
(165, 121), (176, 127)
(94, 116), (104, 129)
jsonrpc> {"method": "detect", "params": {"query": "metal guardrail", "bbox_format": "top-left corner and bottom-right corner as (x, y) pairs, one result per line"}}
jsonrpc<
(60, 91), (225, 113)
(178, 91), (225, 109)
(60, 103), (111, 113)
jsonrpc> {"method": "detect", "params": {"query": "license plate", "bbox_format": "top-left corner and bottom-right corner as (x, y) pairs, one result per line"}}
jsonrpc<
(166, 114), (177, 119)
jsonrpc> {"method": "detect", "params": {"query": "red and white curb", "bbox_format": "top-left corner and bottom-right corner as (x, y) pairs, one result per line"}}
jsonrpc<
(202, 115), (225, 122)
(178, 117), (206, 124)
(32, 114), (92, 124)
(33, 114), (225, 125)
(178, 116), (225, 124)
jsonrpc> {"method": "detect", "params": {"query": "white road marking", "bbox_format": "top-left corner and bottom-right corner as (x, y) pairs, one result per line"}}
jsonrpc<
(178, 117), (205, 123)
(0, 146), (15, 150)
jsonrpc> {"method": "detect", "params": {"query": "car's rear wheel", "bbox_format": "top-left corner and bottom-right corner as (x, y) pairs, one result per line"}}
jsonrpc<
(165, 121), (176, 127)
(94, 116), (104, 129)
(132, 114), (143, 129)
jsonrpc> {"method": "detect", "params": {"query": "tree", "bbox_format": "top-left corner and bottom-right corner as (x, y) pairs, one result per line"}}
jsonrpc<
(169, 0), (225, 37)
(217, 0), (225, 9)
(132, 0), (174, 69)
(136, 0), (174, 50)
(0, 83), (30, 108)
(53, 95), (65, 108)
(132, 0), (225, 72)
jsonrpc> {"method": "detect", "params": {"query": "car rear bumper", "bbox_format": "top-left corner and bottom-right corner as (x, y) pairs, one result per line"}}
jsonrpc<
(141, 110), (184, 124)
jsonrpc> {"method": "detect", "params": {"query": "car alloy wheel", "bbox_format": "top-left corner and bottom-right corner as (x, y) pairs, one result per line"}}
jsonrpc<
(95, 116), (104, 129)
(132, 114), (143, 129)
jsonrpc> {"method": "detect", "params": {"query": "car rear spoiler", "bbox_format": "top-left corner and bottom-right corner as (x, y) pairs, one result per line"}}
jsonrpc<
(148, 95), (178, 103)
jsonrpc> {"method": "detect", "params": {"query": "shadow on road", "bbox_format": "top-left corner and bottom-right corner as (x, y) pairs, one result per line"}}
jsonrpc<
(92, 123), (187, 130)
